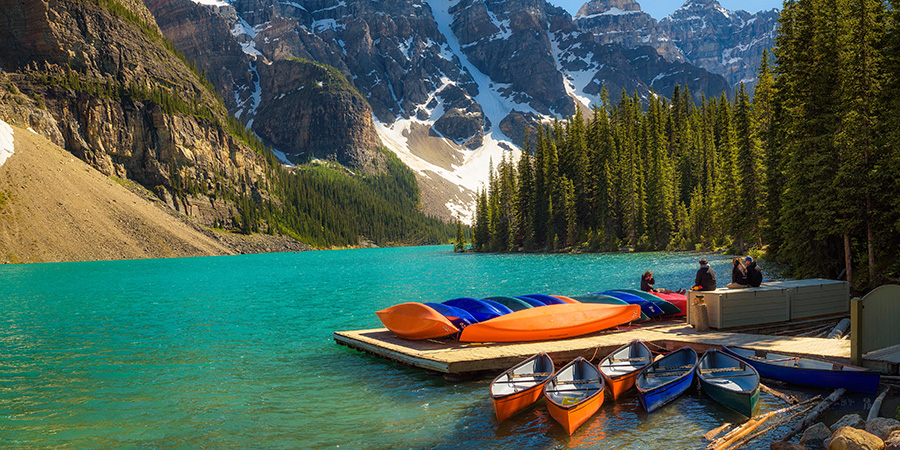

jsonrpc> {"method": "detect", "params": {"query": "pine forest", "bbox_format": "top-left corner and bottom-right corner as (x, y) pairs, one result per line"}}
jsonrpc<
(470, 0), (900, 291)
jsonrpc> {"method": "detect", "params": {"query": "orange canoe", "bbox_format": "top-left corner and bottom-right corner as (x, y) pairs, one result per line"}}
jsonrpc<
(598, 340), (653, 400)
(458, 303), (641, 343)
(375, 302), (459, 340)
(490, 353), (555, 422)
(544, 356), (605, 434)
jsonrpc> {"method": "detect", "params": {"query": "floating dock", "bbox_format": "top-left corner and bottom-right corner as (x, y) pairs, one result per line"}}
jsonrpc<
(334, 322), (900, 376)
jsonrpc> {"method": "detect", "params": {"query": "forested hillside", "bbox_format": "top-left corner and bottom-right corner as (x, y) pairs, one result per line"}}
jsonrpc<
(0, 0), (455, 253)
(472, 0), (900, 291)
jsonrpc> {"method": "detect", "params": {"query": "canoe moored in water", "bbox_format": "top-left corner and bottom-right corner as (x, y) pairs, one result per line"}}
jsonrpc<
(544, 356), (605, 435)
(375, 302), (459, 340)
(697, 349), (760, 417)
(635, 346), (699, 413)
(598, 340), (653, 400)
(458, 303), (642, 342)
(722, 346), (880, 394)
(490, 352), (555, 422)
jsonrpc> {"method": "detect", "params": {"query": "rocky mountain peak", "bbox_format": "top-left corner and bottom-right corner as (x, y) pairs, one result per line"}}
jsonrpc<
(576, 0), (643, 17)
(576, 0), (778, 90)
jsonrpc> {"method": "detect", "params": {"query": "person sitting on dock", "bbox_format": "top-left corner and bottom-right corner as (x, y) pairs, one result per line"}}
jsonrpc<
(745, 256), (763, 287)
(640, 271), (684, 294)
(726, 257), (749, 289)
(692, 258), (717, 291)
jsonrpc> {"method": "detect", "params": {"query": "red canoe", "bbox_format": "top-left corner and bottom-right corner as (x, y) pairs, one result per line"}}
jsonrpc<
(375, 302), (459, 340)
(458, 303), (642, 342)
(651, 292), (687, 317)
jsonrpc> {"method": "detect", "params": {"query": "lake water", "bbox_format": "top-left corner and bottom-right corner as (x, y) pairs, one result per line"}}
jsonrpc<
(0, 247), (879, 449)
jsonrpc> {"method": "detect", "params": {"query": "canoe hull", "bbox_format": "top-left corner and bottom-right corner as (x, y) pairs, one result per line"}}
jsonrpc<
(698, 350), (760, 417)
(722, 346), (880, 394)
(490, 353), (554, 422)
(651, 292), (688, 316)
(458, 303), (642, 342)
(375, 303), (459, 340)
(636, 347), (699, 413)
(639, 370), (695, 413)
(599, 340), (652, 400)
(544, 357), (605, 435)
(612, 289), (681, 316)
(700, 378), (759, 417)
(597, 291), (665, 317)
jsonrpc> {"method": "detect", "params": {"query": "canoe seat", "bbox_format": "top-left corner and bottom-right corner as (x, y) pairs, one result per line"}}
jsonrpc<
(610, 357), (649, 362)
(510, 372), (552, 379)
(700, 367), (743, 374)
(556, 378), (601, 385)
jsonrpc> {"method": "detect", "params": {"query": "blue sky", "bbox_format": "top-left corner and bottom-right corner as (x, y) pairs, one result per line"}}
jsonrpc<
(551, 0), (783, 20)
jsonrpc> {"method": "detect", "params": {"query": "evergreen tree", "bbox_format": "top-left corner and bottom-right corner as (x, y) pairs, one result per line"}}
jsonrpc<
(734, 83), (765, 249)
(454, 221), (465, 252)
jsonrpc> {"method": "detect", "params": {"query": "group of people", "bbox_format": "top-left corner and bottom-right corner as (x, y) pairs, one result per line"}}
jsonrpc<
(639, 256), (763, 294)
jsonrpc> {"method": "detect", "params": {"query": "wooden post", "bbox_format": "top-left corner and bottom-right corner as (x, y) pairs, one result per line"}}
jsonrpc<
(851, 297), (863, 366)
(693, 294), (710, 332)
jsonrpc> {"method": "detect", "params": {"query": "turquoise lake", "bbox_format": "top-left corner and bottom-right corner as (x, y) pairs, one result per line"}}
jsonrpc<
(0, 246), (877, 449)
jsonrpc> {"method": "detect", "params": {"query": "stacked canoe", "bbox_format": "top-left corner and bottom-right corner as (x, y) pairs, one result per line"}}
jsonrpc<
(375, 295), (642, 342)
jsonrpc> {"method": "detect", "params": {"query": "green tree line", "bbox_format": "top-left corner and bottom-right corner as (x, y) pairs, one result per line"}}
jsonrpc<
(473, 0), (900, 290)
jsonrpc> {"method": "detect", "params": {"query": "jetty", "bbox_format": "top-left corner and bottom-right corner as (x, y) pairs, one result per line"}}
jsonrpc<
(333, 321), (900, 377)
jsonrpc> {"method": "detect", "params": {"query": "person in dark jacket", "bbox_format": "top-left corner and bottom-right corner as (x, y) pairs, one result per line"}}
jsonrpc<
(726, 257), (749, 289)
(745, 256), (763, 287)
(641, 271), (682, 294)
(692, 258), (717, 291)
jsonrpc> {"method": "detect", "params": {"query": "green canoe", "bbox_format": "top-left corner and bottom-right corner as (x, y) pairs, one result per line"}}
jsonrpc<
(483, 296), (534, 312)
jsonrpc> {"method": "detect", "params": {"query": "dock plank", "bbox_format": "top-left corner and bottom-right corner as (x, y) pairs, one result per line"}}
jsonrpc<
(333, 323), (896, 375)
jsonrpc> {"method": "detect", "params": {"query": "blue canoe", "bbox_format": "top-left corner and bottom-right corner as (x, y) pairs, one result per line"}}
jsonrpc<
(609, 289), (681, 316)
(443, 298), (512, 322)
(518, 294), (567, 305)
(597, 291), (665, 317)
(635, 347), (699, 413)
(482, 296), (534, 312)
(722, 346), (880, 394)
(514, 296), (549, 307)
(424, 302), (478, 329)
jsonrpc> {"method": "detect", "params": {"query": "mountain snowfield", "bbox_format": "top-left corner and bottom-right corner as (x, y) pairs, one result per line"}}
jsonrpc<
(0, 119), (14, 167)
(186, 0), (773, 224)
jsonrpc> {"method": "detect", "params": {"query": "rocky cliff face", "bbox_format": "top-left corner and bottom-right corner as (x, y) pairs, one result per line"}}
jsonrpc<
(575, 0), (778, 89)
(160, 0), (731, 222)
(660, 0), (779, 88)
(144, 0), (385, 173)
(0, 0), (269, 227)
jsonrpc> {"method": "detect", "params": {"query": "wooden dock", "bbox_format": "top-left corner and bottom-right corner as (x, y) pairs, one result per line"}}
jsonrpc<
(333, 322), (900, 375)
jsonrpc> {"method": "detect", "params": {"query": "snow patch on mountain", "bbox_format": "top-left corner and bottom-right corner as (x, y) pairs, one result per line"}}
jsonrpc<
(0, 119), (14, 167)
